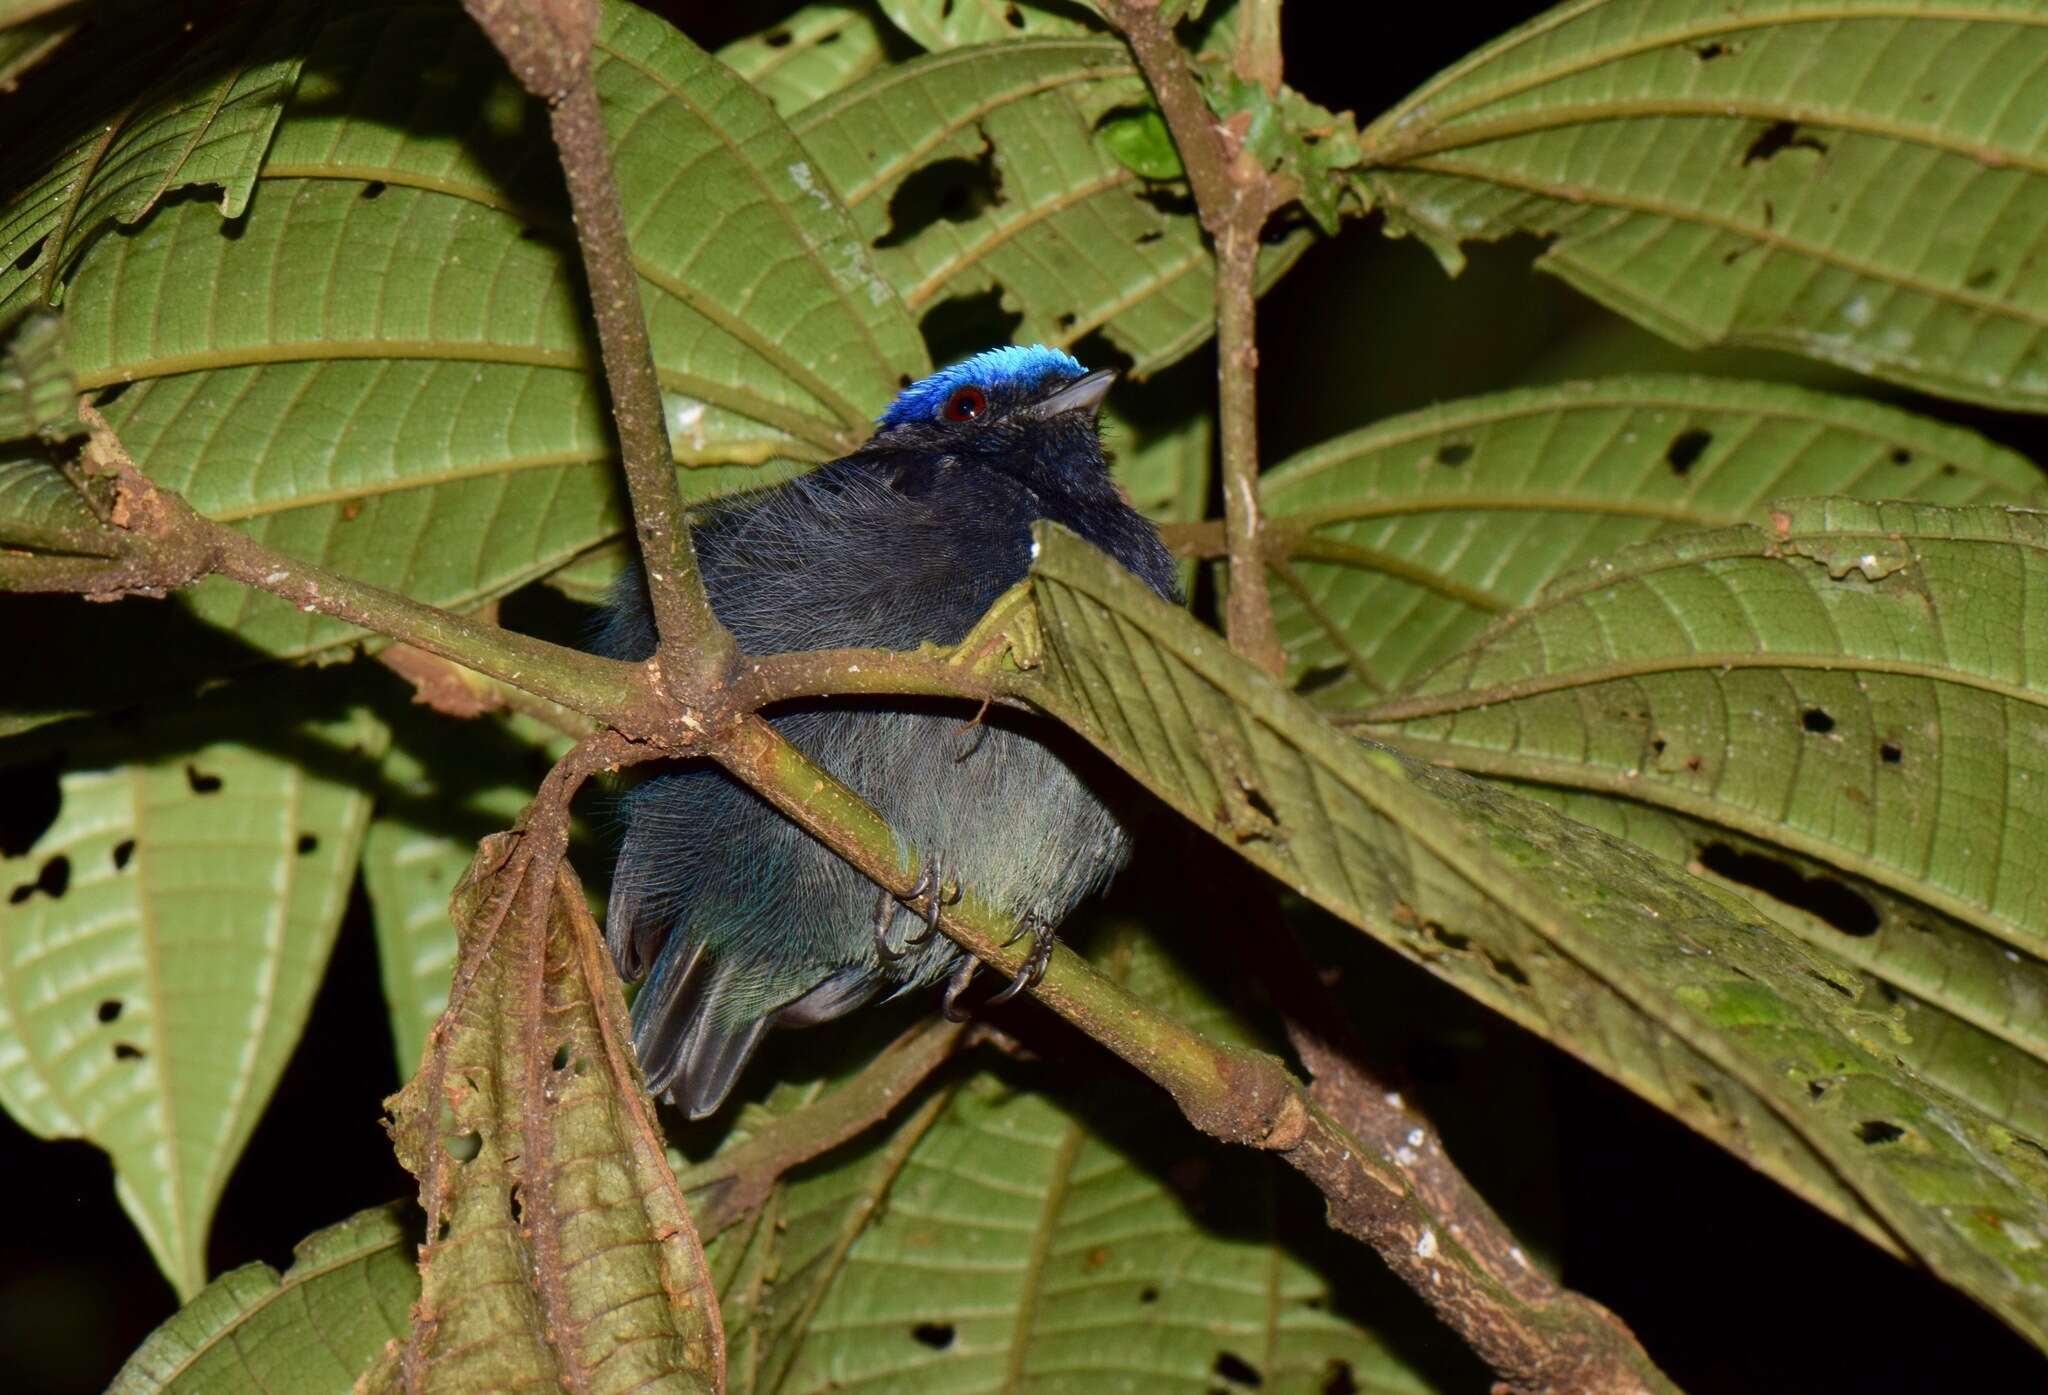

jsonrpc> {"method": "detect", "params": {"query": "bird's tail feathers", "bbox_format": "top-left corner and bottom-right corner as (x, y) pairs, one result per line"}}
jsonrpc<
(631, 944), (878, 1120)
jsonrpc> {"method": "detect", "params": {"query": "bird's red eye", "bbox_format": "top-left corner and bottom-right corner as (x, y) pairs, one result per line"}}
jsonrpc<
(942, 385), (988, 422)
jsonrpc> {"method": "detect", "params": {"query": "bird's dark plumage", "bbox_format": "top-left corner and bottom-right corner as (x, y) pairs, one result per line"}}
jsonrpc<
(594, 345), (1178, 1117)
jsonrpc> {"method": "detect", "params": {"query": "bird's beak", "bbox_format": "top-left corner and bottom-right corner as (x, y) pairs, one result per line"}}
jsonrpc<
(1026, 368), (1117, 421)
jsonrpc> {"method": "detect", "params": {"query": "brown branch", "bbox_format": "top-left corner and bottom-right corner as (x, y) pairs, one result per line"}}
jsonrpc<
(677, 1016), (968, 1237)
(462, 0), (734, 693)
(713, 708), (1678, 1395)
(1103, 0), (1286, 676)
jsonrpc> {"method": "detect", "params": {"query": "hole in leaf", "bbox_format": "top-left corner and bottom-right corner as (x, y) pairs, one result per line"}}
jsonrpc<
(1665, 428), (1711, 476)
(112, 838), (136, 870)
(1321, 1360), (1359, 1395)
(1003, 3), (1024, 25)
(552, 1041), (572, 1072)
(1856, 1120), (1904, 1145)
(10, 854), (69, 904)
(97, 999), (123, 1024)
(296, 833), (318, 855)
(359, 180), (386, 199)
(1650, 736), (1667, 756)
(113, 1042), (144, 1061)
(919, 287), (1022, 373)
(1967, 267), (1998, 290)
(95, 380), (131, 408)
(1135, 185), (1196, 219)
(1054, 311), (1077, 331)
(1890, 446), (1913, 465)
(1808, 1079), (1830, 1101)
(874, 140), (1004, 249)
(1139, 1286), (1159, 1303)
(1428, 923), (1470, 951)
(1695, 843), (1879, 936)
(0, 755), (62, 857)
(12, 236), (48, 274)
(184, 764), (223, 794)
(1435, 442), (1473, 467)
(1880, 741), (1903, 765)
(1693, 41), (1736, 61)
(763, 27), (792, 46)
(1213, 1351), (1263, 1387)
(1294, 663), (1347, 695)
(1940, 462), (1959, 476)
(911, 1322), (955, 1349)
(435, 1214), (452, 1242)
(1135, 228), (1164, 244)
(1742, 120), (1827, 166)
(445, 1130), (482, 1162)
(1800, 707), (1835, 734)
(1484, 951), (1528, 986)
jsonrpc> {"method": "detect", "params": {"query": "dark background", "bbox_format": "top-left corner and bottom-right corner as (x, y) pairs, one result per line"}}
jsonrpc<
(4, 1), (2046, 1390)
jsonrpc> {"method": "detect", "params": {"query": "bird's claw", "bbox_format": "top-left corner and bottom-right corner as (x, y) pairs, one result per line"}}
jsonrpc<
(941, 955), (979, 1021)
(874, 859), (954, 962)
(987, 914), (1054, 1006)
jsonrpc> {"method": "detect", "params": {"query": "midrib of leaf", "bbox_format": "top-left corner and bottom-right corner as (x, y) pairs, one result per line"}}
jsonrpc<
(130, 769), (188, 1293)
(793, 49), (1137, 209)
(135, 52), (257, 221)
(1286, 536), (1513, 612)
(1386, 735), (2048, 1018)
(38, 94), (138, 300)
(1000, 1115), (1082, 1395)
(196, 448), (611, 525)
(594, 34), (891, 429)
(1377, 98), (2048, 176)
(769, 1088), (953, 1386)
(902, 166), (1137, 310)
(1371, 0), (2048, 140)
(1401, 155), (2048, 332)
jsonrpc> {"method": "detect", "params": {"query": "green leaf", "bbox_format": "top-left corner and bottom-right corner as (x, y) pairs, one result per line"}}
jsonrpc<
(0, 691), (387, 1296)
(1211, 77), (1363, 234)
(876, 0), (1097, 51)
(1259, 377), (2048, 705)
(709, 924), (1451, 1395)
(0, 0), (909, 727)
(1022, 523), (2048, 1345)
(1094, 103), (1183, 180)
(717, 4), (893, 116)
(0, 309), (77, 440)
(106, 1203), (418, 1395)
(1360, 0), (2048, 411)
(1512, 786), (2048, 1143)
(792, 38), (1311, 378)
(0, 1), (312, 311)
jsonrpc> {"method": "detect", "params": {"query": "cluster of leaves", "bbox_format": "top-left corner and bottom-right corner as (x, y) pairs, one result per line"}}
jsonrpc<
(3, 0), (2048, 1389)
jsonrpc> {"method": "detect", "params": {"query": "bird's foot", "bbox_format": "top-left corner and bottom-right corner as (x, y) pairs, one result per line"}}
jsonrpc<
(941, 954), (979, 1021)
(987, 913), (1055, 1006)
(873, 859), (955, 963)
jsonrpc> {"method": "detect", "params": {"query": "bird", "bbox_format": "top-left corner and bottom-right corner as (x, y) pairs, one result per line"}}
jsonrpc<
(591, 345), (1180, 1118)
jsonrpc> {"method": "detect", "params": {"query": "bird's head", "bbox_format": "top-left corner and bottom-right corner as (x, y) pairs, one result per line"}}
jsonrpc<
(872, 345), (1117, 491)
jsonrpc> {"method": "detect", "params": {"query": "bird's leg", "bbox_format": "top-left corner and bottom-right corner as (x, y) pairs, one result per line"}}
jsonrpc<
(940, 954), (979, 1021)
(875, 858), (949, 962)
(986, 913), (1054, 1006)
(951, 699), (993, 762)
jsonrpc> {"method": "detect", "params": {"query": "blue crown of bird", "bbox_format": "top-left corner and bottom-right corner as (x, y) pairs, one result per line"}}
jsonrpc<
(593, 345), (1179, 1117)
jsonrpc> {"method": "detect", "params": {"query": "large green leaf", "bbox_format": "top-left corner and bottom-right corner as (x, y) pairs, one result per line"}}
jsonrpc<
(1021, 524), (2048, 1345)
(0, 0), (918, 727)
(106, 1203), (418, 1395)
(1259, 377), (2048, 705)
(1361, 0), (2048, 411)
(0, 691), (386, 1296)
(707, 923), (1452, 1395)
(792, 37), (1310, 378)
(717, 4), (894, 115)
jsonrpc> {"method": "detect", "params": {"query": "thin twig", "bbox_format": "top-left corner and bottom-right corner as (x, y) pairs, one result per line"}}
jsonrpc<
(461, 0), (733, 692)
(677, 1017), (969, 1237)
(1103, 0), (1287, 676)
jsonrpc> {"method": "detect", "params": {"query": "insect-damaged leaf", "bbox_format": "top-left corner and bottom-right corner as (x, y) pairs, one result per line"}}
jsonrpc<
(370, 837), (722, 1394)
(1022, 523), (2048, 1347)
